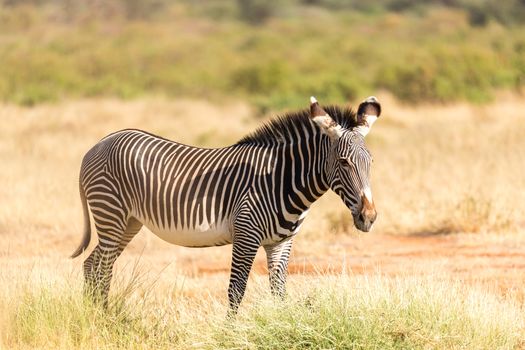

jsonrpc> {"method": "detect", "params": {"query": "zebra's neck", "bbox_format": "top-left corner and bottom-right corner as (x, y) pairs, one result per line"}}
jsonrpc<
(264, 125), (332, 216)
(234, 105), (359, 214)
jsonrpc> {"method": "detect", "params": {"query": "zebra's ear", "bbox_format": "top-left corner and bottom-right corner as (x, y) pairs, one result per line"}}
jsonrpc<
(309, 96), (342, 140)
(355, 96), (381, 137)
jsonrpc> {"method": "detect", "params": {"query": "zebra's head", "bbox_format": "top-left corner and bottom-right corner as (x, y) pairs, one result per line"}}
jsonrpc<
(310, 96), (381, 232)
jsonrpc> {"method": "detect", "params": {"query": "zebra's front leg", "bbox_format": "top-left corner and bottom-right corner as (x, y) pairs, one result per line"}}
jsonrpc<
(264, 239), (293, 299)
(227, 234), (260, 317)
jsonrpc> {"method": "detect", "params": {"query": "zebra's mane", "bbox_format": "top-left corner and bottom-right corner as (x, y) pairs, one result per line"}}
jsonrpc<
(236, 105), (359, 146)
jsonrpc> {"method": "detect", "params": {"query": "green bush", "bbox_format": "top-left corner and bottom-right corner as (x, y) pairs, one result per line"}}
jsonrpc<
(236, 0), (287, 24)
(231, 61), (290, 94)
(1, 2), (525, 107)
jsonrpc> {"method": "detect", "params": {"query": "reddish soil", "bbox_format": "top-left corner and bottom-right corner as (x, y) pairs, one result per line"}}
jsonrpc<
(169, 233), (525, 300)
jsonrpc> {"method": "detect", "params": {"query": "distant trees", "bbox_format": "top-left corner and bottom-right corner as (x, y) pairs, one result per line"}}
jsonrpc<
(236, 0), (283, 24)
(1, 0), (524, 25)
(0, 0), (524, 106)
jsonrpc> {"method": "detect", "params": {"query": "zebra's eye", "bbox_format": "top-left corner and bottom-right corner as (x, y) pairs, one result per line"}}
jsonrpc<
(338, 158), (350, 167)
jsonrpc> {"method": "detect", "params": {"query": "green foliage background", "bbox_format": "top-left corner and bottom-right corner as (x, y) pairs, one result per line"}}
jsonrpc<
(0, 0), (524, 108)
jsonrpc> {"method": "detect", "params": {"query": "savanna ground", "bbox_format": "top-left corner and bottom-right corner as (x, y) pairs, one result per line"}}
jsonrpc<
(2, 0), (525, 348)
(1, 93), (525, 349)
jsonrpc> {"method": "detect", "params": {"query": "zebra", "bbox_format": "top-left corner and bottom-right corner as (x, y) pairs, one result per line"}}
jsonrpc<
(71, 96), (381, 313)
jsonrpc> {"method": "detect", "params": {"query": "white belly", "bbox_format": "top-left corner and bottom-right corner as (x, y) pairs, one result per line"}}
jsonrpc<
(141, 217), (232, 247)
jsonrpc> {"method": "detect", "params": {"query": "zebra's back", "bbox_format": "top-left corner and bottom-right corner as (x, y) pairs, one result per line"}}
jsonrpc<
(80, 129), (270, 247)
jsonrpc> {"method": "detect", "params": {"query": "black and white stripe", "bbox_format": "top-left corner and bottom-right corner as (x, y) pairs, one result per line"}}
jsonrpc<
(72, 97), (381, 312)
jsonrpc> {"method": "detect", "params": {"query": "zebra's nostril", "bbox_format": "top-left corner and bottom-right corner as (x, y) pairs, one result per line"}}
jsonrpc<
(358, 213), (364, 222)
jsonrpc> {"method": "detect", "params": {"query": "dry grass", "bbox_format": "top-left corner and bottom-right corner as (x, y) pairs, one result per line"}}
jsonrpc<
(365, 92), (525, 236)
(1, 93), (524, 253)
(306, 92), (525, 238)
(1, 94), (525, 348)
(1, 263), (523, 349)
(1, 93), (524, 255)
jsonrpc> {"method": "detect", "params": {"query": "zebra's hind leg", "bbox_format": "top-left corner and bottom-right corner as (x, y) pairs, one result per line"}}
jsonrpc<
(83, 243), (118, 307)
(264, 239), (293, 299)
(83, 217), (143, 307)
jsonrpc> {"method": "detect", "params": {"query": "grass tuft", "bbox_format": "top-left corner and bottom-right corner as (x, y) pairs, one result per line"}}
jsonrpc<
(2, 267), (523, 349)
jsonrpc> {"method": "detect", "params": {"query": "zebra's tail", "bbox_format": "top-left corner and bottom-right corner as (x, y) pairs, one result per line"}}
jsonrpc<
(70, 183), (91, 258)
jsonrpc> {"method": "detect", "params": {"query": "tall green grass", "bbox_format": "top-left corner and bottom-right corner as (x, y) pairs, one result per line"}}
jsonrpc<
(1, 265), (523, 349)
(0, 2), (524, 109)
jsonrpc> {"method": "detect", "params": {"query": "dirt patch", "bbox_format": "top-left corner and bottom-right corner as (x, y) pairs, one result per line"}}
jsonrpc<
(164, 233), (525, 300)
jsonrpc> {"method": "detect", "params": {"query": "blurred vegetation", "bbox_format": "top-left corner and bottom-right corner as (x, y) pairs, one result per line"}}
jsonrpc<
(0, 0), (524, 108)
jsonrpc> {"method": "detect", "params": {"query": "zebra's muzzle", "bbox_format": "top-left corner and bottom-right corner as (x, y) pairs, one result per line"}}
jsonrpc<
(354, 195), (377, 232)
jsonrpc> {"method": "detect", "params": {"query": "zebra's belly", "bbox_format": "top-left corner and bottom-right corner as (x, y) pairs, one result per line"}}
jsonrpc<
(142, 220), (232, 248)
